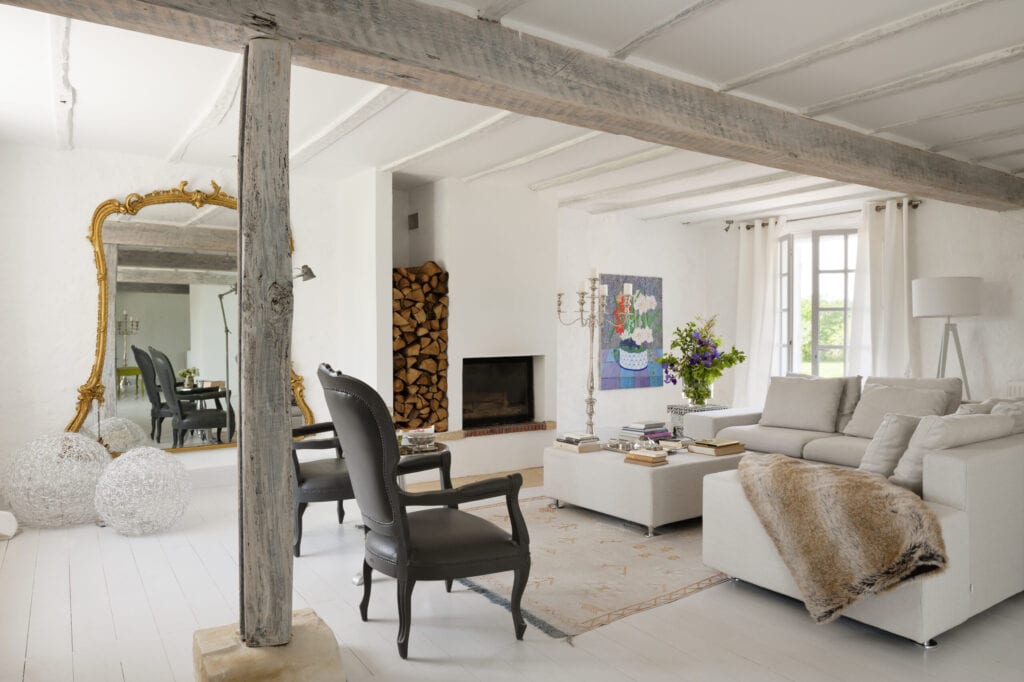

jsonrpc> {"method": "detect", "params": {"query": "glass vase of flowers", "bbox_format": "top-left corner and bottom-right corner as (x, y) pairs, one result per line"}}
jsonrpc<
(177, 366), (200, 389)
(658, 316), (745, 405)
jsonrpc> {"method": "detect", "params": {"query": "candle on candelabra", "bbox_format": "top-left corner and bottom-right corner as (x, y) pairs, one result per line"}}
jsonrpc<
(600, 284), (608, 296)
(623, 282), (633, 296)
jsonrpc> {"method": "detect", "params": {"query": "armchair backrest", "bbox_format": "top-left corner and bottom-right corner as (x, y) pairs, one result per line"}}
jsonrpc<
(132, 345), (163, 408)
(318, 364), (403, 540)
(149, 347), (185, 419)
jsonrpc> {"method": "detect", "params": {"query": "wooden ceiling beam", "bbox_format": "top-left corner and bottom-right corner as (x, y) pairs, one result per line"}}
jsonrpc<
(167, 55), (242, 162)
(558, 160), (742, 207)
(381, 110), (521, 172)
(609, 0), (721, 60)
(645, 180), (851, 222)
(116, 266), (237, 286)
(117, 247), (237, 271)
(291, 84), (405, 168)
(49, 15), (74, 150)
(930, 124), (1024, 152)
(721, 0), (992, 92)
(462, 131), (600, 182)
(590, 170), (800, 215)
(666, 190), (900, 224)
(528, 146), (676, 192)
(6, 0), (1024, 210)
(804, 42), (1024, 117)
(871, 91), (1024, 133)
(476, 0), (527, 22)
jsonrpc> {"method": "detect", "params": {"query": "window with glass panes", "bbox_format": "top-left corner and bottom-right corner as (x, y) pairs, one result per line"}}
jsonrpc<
(776, 235), (794, 374)
(810, 230), (857, 377)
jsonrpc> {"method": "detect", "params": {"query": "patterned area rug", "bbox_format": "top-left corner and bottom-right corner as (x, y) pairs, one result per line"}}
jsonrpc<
(462, 496), (726, 638)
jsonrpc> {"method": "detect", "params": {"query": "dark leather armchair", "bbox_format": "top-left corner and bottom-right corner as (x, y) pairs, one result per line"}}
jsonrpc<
(131, 345), (173, 441)
(319, 364), (530, 659)
(149, 347), (235, 447)
(292, 422), (454, 557)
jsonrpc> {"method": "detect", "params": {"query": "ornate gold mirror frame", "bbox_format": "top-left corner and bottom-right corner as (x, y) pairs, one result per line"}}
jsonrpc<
(68, 180), (314, 441)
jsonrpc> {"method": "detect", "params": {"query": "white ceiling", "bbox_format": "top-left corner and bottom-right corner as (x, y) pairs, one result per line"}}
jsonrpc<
(2, 0), (1023, 226)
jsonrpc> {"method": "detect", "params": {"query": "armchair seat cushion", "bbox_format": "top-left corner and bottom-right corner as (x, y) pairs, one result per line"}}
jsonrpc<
(296, 458), (353, 497)
(717, 424), (835, 458)
(802, 435), (870, 468)
(179, 408), (232, 430)
(366, 508), (517, 566)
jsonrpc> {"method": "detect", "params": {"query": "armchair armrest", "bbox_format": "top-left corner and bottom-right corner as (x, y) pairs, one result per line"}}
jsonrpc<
(401, 474), (521, 507)
(683, 408), (762, 440)
(293, 421), (336, 438)
(397, 450), (453, 486)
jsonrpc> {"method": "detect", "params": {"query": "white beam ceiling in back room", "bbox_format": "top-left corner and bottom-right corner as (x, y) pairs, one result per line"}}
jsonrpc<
(2, 0), (1024, 222)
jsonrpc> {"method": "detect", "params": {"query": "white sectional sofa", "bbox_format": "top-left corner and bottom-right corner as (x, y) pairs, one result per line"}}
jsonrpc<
(687, 376), (1024, 645)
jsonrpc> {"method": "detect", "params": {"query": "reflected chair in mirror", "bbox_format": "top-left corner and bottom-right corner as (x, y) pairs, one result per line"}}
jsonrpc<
(149, 347), (235, 448)
(131, 345), (174, 441)
(292, 422), (454, 558)
(318, 364), (531, 659)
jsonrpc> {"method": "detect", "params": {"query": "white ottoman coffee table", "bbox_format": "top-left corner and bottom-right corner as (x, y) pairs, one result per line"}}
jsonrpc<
(543, 446), (746, 536)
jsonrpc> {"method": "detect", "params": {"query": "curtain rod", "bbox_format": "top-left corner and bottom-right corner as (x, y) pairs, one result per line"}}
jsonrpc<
(721, 199), (923, 231)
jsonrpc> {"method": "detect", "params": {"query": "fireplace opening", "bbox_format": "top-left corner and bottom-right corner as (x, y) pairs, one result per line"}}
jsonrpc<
(462, 356), (534, 429)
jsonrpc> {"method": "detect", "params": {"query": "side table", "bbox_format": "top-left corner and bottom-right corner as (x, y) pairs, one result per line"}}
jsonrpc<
(667, 403), (728, 438)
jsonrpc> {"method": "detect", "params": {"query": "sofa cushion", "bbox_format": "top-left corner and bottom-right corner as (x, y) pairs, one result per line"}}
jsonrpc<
(717, 424), (834, 458)
(991, 402), (1024, 434)
(842, 384), (948, 439)
(759, 376), (844, 433)
(890, 414), (1015, 494)
(802, 435), (870, 468)
(858, 414), (923, 477)
(789, 373), (861, 432)
(865, 376), (963, 415)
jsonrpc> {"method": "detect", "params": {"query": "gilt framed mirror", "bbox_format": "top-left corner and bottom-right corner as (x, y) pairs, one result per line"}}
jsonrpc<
(69, 180), (314, 451)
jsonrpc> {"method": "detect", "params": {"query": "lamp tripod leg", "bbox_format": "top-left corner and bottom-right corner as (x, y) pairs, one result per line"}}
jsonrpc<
(949, 323), (971, 400)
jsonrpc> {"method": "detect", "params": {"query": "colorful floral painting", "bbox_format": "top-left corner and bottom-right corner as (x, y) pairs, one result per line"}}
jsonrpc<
(599, 274), (663, 390)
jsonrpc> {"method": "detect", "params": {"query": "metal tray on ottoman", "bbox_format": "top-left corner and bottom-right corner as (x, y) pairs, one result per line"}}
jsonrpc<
(543, 446), (745, 536)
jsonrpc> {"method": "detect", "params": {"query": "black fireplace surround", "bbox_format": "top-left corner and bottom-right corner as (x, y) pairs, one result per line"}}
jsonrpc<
(462, 356), (534, 429)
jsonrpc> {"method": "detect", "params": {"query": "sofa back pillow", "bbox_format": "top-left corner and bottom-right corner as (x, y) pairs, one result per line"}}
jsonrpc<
(858, 414), (922, 477)
(991, 402), (1024, 434)
(865, 376), (962, 415)
(889, 414), (1015, 494)
(842, 385), (948, 439)
(788, 373), (861, 431)
(759, 376), (844, 433)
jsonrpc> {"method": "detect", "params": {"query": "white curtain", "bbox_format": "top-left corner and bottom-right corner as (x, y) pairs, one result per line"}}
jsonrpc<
(848, 199), (917, 378)
(733, 217), (783, 407)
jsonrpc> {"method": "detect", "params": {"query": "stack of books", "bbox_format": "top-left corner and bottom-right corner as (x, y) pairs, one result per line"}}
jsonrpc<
(553, 432), (602, 453)
(619, 419), (673, 442)
(688, 438), (745, 456)
(624, 449), (668, 467)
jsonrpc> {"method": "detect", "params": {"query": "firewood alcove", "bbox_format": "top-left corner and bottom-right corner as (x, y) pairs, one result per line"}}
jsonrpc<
(393, 261), (449, 431)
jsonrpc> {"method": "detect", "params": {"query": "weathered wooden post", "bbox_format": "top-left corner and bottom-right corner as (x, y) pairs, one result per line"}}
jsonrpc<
(193, 35), (344, 679)
(236, 35), (294, 647)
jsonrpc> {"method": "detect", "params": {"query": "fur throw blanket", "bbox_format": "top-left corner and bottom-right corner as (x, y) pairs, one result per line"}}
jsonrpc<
(738, 454), (947, 623)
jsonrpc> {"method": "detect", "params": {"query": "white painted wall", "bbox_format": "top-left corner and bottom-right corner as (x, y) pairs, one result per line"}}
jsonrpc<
(115, 290), (190, 371)
(910, 202), (1024, 398)
(556, 210), (740, 436)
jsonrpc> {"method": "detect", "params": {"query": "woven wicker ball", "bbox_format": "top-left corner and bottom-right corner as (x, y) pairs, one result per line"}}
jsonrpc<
(80, 417), (152, 453)
(94, 446), (191, 535)
(3, 432), (112, 527)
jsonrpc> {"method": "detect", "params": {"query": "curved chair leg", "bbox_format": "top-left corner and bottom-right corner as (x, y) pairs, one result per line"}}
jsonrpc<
(444, 579), (453, 593)
(150, 416), (157, 440)
(359, 561), (372, 621)
(155, 418), (163, 442)
(293, 502), (308, 558)
(511, 563), (530, 640)
(397, 576), (415, 659)
(337, 501), (345, 524)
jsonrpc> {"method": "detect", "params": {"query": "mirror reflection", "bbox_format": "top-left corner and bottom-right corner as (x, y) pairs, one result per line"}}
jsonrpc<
(110, 204), (240, 449)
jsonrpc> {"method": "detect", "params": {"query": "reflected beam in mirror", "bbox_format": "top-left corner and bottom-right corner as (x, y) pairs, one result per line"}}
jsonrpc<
(117, 267), (237, 286)
(103, 221), (237, 253)
(118, 248), (237, 272)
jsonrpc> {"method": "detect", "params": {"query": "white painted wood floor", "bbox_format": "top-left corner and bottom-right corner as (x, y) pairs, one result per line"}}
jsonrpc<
(1, 481), (1022, 682)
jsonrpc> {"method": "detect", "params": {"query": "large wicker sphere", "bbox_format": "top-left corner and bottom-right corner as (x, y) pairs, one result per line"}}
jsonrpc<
(94, 446), (191, 535)
(80, 417), (152, 453)
(3, 433), (112, 527)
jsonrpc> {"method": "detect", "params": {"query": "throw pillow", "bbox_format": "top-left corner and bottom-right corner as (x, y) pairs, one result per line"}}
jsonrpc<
(788, 373), (862, 431)
(843, 385), (948, 439)
(760, 376), (845, 433)
(991, 402), (1024, 434)
(890, 414), (1015, 494)
(864, 377), (963, 415)
(858, 414), (922, 477)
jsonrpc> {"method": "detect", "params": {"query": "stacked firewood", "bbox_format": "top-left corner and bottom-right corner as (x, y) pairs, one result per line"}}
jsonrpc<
(392, 261), (449, 431)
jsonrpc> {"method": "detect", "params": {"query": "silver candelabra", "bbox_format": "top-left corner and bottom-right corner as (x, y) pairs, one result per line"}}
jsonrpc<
(556, 275), (609, 435)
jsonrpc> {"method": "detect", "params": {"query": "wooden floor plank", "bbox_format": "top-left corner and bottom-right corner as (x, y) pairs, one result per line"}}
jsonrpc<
(0, 531), (36, 681)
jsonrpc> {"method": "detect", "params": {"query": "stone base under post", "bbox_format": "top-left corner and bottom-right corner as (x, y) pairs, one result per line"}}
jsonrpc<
(193, 609), (345, 681)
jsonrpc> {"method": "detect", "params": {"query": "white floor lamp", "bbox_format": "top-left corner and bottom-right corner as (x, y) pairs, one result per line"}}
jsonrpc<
(912, 276), (981, 400)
